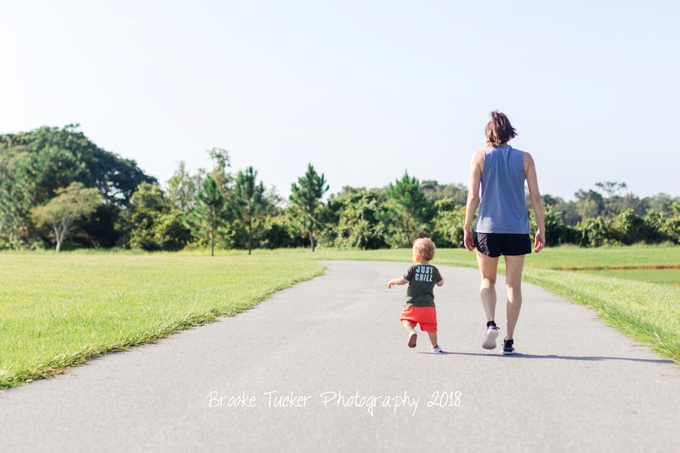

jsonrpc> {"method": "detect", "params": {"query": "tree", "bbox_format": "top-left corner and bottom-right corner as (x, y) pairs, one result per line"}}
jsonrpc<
(386, 172), (434, 246)
(575, 189), (605, 221)
(233, 167), (267, 255)
(166, 161), (198, 212)
(0, 125), (154, 248)
(595, 181), (627, 198)
(289, 164), (329, 252)
(189, 176), (226, 256)
(31, 182), (101, 252)
(329, 189), (388, 249)
(432, 198), (466, 248)
(117, 182), (191, 251)
(421, 180), (468, 205)
(206, 148), (232, 193)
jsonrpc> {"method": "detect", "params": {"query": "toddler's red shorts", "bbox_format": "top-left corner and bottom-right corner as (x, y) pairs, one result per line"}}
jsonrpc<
(400, 305), (438, 332)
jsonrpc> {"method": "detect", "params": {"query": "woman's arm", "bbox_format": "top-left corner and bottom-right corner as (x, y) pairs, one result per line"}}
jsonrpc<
(463, 150), (484, 251)
(524, 152), (545, 253)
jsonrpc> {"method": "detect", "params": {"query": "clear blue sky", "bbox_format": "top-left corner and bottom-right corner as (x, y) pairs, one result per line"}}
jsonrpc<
(1, 1), (678, 199)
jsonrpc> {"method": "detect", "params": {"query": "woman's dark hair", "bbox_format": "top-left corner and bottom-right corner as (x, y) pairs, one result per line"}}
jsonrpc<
(485, 111), (517, 147)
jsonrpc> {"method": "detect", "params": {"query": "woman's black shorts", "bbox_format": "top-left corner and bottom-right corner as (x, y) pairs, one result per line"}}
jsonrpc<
(474, 233), (532, 257)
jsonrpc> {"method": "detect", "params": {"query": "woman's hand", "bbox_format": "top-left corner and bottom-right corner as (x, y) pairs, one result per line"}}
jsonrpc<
(464, 227), (475, 251)
(534, 229), (546, 253)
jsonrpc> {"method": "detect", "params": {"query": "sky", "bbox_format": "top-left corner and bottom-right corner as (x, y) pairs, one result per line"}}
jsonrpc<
(1, 0), (679, 200)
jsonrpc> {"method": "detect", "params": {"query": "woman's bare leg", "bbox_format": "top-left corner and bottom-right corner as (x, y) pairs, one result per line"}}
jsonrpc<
(503, 254), (525, 340)
(476, 251), (499, 322)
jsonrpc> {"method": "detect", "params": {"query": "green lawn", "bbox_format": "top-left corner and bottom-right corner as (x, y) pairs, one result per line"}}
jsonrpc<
(523, 244), (680, 270)
(581, 269), (680, 286)
(2, 245), (679, 389)
(23, 243), (674, 270)
(0, 254), (324, 388)
(310, 244), (680, 270)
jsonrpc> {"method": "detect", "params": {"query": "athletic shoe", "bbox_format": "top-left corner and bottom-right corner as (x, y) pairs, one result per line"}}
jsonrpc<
(408, 330), (417, 348)
(431, 345), (442, 353)
(482, 326), (500, 350)
(503, 339), (515, 355)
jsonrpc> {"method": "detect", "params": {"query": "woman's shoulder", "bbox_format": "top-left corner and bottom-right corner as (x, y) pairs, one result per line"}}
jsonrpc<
(471, 149), (486, 161)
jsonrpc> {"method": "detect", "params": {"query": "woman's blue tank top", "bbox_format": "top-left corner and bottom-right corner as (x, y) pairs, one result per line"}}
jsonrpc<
(474, 145), (531, 234)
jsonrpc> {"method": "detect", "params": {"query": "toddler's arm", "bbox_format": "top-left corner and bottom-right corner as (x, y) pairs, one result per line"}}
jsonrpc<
(436, 280), (444, 287)
(387, 277), (407, 289)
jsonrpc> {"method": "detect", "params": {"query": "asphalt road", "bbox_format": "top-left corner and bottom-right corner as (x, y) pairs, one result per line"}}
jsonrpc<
(1, 261), (679, 453)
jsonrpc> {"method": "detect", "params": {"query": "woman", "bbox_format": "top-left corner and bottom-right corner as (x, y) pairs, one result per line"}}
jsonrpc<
(463, 111), (545, 355)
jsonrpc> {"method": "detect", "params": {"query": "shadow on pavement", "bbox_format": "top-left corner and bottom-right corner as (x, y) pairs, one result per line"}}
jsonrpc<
(425, 351), (676, 364)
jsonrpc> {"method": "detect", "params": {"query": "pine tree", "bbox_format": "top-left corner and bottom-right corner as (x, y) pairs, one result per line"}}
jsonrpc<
(289, 164), (329, 252)
(386, 172), (433, 246)
(234, 167), (267, 255)
(190, 176), (226, 256)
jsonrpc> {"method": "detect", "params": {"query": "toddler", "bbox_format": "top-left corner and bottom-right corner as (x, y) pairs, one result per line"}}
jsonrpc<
(387, 237), (444, 353)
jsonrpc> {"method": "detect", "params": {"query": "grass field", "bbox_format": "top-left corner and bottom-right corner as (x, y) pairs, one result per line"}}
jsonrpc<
(1, 245), (679, 388)
(581, 269), (680, 286)
(309, 244), (680, 271)
(522, 245), (680, 270)
(0, 254), (323, 389)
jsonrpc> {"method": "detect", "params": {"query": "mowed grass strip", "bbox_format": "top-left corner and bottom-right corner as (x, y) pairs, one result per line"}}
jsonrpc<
(0, 254), (324, 389)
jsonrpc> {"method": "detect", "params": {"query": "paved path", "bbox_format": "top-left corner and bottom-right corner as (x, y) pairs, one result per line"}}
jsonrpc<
(1, 261), (679, 452)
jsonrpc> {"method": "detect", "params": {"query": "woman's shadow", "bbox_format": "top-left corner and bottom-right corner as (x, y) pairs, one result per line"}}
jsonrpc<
(420, 351), (675, 364)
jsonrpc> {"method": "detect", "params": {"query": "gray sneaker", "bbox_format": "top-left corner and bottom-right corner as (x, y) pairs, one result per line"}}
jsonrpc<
(431, 345), (443, 353)
(482, 326), (500, 350)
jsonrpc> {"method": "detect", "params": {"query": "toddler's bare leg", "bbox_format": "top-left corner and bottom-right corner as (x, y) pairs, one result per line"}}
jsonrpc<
(401, 320), (416, 332)
(427, 331), (438, 347)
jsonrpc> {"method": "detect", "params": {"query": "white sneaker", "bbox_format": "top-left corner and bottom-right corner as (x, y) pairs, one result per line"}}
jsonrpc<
(408, 330), (417, 348)
(482, 326), (499, 350)
(431, 345), (442, 353)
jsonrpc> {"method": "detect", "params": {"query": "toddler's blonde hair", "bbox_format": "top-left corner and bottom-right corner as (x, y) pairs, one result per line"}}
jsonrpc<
(413, 237), (436, 261)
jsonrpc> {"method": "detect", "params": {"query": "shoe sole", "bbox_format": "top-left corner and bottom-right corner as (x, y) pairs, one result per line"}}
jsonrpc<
(502, 349), (515, 355)
(408, 333), (417, 348)
(481, 328), (499, 350)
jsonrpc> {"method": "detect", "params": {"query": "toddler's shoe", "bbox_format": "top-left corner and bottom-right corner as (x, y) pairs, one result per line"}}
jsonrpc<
(431, 345), (442, 353)
(482, 325), (500, 350)
(408, 330), (417, 348)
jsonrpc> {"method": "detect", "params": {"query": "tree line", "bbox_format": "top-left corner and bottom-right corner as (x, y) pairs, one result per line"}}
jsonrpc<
(1, 126), (679, 252)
